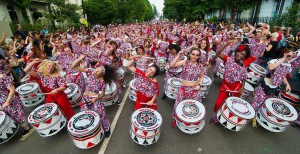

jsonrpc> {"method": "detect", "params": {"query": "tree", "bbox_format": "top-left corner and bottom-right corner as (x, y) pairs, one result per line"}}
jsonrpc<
(84, 0), (117, 25)
(13, 0), (31, 22)
(152, 4), (158, 18)
(43, 0), (81, 29)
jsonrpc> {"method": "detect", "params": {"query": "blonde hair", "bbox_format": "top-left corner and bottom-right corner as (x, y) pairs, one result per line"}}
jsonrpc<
(38, 60), (62, 77)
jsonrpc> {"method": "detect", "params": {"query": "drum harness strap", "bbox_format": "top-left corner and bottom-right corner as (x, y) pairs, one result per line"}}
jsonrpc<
(220, 82), (242, 96)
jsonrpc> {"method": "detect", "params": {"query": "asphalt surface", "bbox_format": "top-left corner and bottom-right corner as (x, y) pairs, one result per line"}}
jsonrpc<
(1, 65), (300, 154)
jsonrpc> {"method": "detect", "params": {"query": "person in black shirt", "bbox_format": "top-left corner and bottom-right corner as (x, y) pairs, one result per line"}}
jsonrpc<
(15, 24), (27, 39)
(261, 34), (279, 69)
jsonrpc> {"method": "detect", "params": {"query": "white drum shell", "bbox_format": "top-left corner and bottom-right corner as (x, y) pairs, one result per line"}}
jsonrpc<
(102, 83), (118, 106)
(0, 112), (19, 144)
(16, 83), (45, 107)
(28, 103), (67, 137)
(165, 77), (182, 99)
(65, 83), (82, 107)
(129, 79), (137, 101)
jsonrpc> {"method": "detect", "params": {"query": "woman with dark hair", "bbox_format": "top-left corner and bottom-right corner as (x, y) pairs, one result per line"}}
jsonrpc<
(127, 58), (160, 110)
(161, 44), (183, 99)
(210, 39), (250, 124)
(72, 54), (118, 137)
(130, 46), (151, 73)
(251, 48), (295, 127)
(169, 47), (205, 127)
(198, 39), (211, 75)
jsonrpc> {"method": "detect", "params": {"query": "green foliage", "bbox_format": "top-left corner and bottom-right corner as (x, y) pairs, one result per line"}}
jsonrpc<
(268, 2), (300, 34)
(32, 11), (43, 20)
(10, 20), (43, 34)
(84, 0), (155, 24)
(84, 0), (117, 25)
(207, 16), (218, 23)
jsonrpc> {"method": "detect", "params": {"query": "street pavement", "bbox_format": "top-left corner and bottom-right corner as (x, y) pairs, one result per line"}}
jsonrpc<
(1, 65), (300, 154)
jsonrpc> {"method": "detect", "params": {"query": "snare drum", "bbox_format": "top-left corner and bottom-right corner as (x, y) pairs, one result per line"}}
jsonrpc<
(246, 63), (267, 84)
(16, 83), (45, 107)
(217, 97), (255, 131)
(165, 77), (182, 99)
(67, 111), (104, 149)
(216, 62), (224, 79)
(200, 75), (212, 97)
(175, 99), (206, 134)
(129, 79), (138, 101)
(0, 111), (19, 144)
(28, 103), (67, 137)
(157, 57), (166, 71)
(130, 108), (162, 145)
(102, 83), (118, 106)
(241, 82), (254, 99)
(117, 68), (125, 86)
(280, 91), (300, 107)
(256, 98), (297, 132)
(20, 74), (29, 85)
(64, 83), (83, 107)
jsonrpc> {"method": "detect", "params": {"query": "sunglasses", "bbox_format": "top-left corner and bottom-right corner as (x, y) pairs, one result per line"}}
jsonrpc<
(191, 53), (200, 57)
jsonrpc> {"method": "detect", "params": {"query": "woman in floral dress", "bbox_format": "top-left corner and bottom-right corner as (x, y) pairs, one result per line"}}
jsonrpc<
(127, 58), (160, 110)
(251, 48), (294, 126)
(169, 47), (205, 127)
(72, 54), (118, 138)
(24, 59), (75, 120)
(0, 66), (31, 137)
(210, 40), (250, 124)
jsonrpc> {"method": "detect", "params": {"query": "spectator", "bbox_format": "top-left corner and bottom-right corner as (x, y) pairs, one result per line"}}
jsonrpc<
(15, 24), (27, 39)
(42, 25), (49, 36)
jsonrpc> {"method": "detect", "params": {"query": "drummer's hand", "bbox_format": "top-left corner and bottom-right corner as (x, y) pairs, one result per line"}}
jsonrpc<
(206, 62), (211, 68)
(33, 58), (42, 63)
(90, 98), (98, 104)
(134, 55), (141, 61)
(147, 100), (154, 106)
(238, 88), (244, 94)
(1, 102), (9, 109)
(285, 84), (291, 92)
(194, 85), (201, 91)
(50, 89), (58, 94)
(178, 49), (185, 55)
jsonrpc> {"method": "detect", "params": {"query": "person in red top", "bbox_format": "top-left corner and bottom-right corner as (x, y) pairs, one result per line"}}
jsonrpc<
(127, 58), (160, 110)
(210, 39), (250, 124)
(24, 59), (75, 120)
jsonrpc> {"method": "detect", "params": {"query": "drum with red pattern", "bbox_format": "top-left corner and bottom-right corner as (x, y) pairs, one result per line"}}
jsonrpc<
(64, 83), (82, 107)
(16, 83), (45, 107)
(102, 83), (118, 106)
(216, 62), (224, 79)
(130, 108), (162, 146)
(0, 111), (19, 144)
(28, 103), (66, 137)
(246, 63), (266, 84)
(256, 98), (297, 132)
(217, 97), (255, 131)
(175, 99), (206, 134)
(165, 77), (182, 99)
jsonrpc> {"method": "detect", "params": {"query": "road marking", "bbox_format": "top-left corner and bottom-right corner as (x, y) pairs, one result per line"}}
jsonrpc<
(19, 128), (35, 141)
(98, 86), (130, 154)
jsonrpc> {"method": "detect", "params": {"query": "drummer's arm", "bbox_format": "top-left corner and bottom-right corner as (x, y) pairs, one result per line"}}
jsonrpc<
(216, 41), (231, 60)
(24, 58), (41, 77)
(169, 50), (185, 68)
(268, 58), (285, 71)
(127, 59), (136, 73)
(2, 85), (15, 109)
(239, 80), (246, 94)
(72, 54), (88, 73)
(91, 90), (105, 103)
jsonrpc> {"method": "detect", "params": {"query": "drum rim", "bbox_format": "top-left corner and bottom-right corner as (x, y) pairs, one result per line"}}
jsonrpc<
(175, 99), (206, 123)
(28, 103), (58, 123)
(244, 82), (254, 91)
(250, 63), (267, 74)
(131, 108), (162, 130)
(225, 97), (255, 119)
(0, 111), (7, 125)
(65, 83), (79, 97)
(16, 82), (39, 94)
(167, 77), (182, 87)
(265, 98), (298, 121)
(67, 110), (101, 135)
(20, 75), (29, 82)
(202, 75), (212, 85)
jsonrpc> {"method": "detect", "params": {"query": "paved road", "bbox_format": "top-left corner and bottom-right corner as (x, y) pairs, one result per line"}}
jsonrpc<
(1, 65), (300, 154)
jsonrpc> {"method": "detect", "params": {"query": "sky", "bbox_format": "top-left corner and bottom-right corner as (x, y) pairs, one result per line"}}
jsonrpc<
(148, 0), (164, 16)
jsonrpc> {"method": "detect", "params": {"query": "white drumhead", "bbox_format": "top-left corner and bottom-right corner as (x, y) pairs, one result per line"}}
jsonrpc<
(16, 83), (39, 94)
(130, 79), (137, 90)
(244, 82), (254, 92)
(123, 59), (129, 66)
(67, 110), (100, 135)
(21, 75), (29, 82)
(265, 98), (297, 121)
(117, 68), (124, 75)
(105, 83), (116, 95)
(131, 108), (162, 131)
(0, 111), (6, 125)
(226, 97), (255, 119)
(28, 103), (58, 123)
(250, 63), (266, 74)
(64, 83), (78, 97)
(176, 99), (205, 123)
(202, 75), (212, 86)
(167, 77), (182, 87)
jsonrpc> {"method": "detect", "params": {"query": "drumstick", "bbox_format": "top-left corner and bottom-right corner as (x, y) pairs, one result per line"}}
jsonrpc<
(140, 102), (157, 105)
(224, 90), (239, 93)
(30, 92), (52, 97)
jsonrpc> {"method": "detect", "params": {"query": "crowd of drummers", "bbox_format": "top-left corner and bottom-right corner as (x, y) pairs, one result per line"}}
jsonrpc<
(0, 20), (300, 141)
